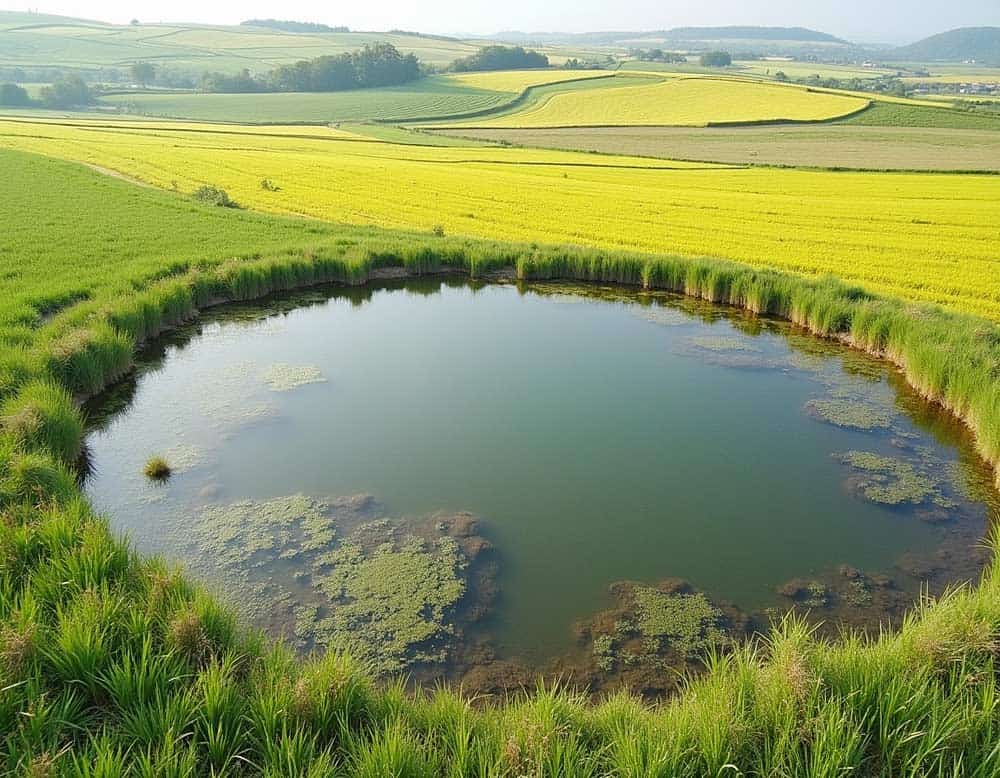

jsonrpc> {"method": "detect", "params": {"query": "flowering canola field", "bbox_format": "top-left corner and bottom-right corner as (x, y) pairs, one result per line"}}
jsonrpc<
(441, 69), (617, 92)
(440, 76), (871, 128)
(2, 117), (997, 319)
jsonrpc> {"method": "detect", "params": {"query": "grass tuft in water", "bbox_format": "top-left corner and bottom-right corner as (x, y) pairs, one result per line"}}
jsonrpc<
(142, 456), (171, 481)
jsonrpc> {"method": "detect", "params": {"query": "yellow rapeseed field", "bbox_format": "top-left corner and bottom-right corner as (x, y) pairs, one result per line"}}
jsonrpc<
(440, 76), (870, 128)
(442, 69), (617, 92)
(2, 117), (998, 319)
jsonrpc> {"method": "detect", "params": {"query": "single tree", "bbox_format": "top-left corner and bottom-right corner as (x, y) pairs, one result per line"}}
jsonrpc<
(0, 83), (31, 107)
(130, 62), (156, 86)
(39, 76), (93, 109)
(699, 51), (733, 68)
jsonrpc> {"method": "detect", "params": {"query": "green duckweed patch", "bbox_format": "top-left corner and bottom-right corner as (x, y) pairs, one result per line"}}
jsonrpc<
(191, 494), (337, 567)
(578, 579), (739, 694)
(311, 532), (467, 674)
(837, 451), (957, 508)
(688, 335), (761, 353)
(261, 363), (327, 392)
(806, 398), (893, 431)
(630, 587), (730, 657)
(177, 494), (481, 677)
(161, 443), (207, 474)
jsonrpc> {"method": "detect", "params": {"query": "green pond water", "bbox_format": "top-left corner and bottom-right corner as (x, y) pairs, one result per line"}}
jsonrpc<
(84, 279), (997, 682)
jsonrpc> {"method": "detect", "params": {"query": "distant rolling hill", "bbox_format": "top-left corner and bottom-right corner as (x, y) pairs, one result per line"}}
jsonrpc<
(664, 26), (846, 43)
(892, 27), (1000, 63)
(0, 10), (484, 75)
(488, 26), (850, 49)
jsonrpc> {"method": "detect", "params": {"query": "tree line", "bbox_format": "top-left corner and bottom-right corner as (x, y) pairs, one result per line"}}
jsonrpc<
(452, 46), (549, 72)
(200, 43), (421, 93)
(0, 76), (94, 109)
(240, 19), (350, 33)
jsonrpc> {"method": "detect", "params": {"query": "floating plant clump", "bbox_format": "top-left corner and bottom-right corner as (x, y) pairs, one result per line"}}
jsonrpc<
(175, 493), (487, 676)
(308, 530), (467, 674)
(837, 451), (957, 509)
(806, 398), (893, 431)
(575, 579), (744, 696)
(261, 363), (327, 392)
(688, 335), (761, 353)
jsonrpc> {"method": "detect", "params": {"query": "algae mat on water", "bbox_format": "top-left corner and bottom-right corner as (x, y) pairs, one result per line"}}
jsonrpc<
(175, 494), (488, 676)
(2, 120), (999, 319)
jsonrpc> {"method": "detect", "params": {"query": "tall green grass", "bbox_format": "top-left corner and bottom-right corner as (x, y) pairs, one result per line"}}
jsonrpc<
(2, 149), (1000, 772)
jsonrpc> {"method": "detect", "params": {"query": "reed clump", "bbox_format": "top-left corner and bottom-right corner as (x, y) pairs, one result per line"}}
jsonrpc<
(143, 455), (171, 481)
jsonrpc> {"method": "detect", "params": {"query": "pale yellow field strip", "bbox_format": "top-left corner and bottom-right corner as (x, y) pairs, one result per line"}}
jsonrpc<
(440, 77), (870, 128)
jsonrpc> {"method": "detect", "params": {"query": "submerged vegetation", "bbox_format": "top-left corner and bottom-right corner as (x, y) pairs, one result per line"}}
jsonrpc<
(838, 450), (957, 508)
(2, 149), (1000, 770)
(260, 363), (326, 392)
(177, 495), (482, 677)
(806, 398), (893, 430)
(631, 586), (730, 657)
(313, 531), (467, 674)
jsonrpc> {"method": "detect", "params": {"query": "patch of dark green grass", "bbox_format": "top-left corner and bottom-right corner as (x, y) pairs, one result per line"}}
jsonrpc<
(840, 101), (1000, 130)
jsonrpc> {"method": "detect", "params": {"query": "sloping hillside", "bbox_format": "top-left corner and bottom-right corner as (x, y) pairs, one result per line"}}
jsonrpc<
(665, 26), (846, 43)
(0, 10), (484, 74)
(893, 27), (1000, 63)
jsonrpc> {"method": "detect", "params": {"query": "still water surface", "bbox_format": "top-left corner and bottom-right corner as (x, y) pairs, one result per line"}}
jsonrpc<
(85, 279), (996, 675)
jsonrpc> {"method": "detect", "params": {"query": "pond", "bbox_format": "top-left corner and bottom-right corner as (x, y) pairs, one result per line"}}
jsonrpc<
(84, 278), (999, 696)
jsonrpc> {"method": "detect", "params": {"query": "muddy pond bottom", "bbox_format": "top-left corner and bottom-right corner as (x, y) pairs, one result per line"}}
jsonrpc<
(85, 279), (998, 696)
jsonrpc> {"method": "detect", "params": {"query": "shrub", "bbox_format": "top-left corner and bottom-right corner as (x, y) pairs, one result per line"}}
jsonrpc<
(193, 186), (239, 208)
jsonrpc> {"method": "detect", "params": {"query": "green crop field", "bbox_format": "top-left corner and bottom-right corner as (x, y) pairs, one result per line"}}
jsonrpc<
(438, 123), (1000, 171)
(97, 79), (514, 124)
(839, 101), (1000, 129)
(93, 71), (625, 124)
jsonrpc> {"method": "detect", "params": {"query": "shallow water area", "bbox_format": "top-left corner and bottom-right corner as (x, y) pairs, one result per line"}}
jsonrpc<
(84, 278), (999, 694)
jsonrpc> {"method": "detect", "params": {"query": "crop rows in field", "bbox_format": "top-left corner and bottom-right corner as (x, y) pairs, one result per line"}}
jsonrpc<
(441, 69), (616, 92)
(732, 61), (895, 80)
(439, 76), (870, 128)
(97, 80), (517, 124)
(838, 101), (1000, 130)
(2, 117), (998, 318)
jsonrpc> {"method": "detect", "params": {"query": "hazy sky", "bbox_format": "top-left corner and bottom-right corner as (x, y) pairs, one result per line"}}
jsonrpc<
(16, 0), (1000, 43)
